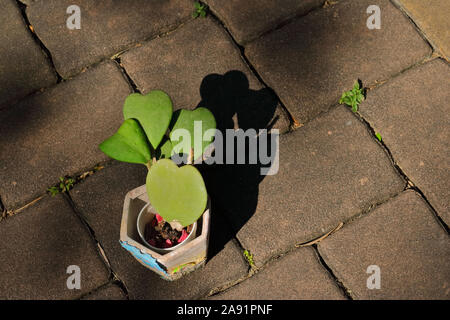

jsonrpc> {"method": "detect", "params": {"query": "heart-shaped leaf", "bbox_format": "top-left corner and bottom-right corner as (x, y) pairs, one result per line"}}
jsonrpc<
(155, 136), (173, 160)
(123, 91), (173, 149)
(146, 159), (207, 227)
(169, 107), (216, 161)
(99, 119), (151, 164)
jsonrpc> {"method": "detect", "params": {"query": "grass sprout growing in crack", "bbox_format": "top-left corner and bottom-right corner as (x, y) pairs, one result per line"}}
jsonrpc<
(243, 250), (255, 268)
(375, 132), (382, 141)
(192, 1), (207, 18)
(339, 81), (365, 112)
(47, 177), (75, 196)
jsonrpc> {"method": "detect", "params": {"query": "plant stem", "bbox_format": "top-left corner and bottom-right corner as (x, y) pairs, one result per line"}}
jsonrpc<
(187, 148), (194, 165)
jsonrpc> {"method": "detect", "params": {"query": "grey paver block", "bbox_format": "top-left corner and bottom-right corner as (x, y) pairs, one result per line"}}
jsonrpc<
(0, 0), (56, 108)
(245, 0), (431, 124)
(318, 191), (450, 299)
(70, 161), (249, 299)
(220, 106), (405, 267)
(0, 195), (109, 299)
(82, 284), (127, 300)
(211, 247), (345, 300)
(205, 0), (325, 44)
(22, 0), (193, 78)
(0, 61), (131, 209)
(120, 17), (290, 133)
(359, 59), (450, 226)
(396, 0), (450, 59)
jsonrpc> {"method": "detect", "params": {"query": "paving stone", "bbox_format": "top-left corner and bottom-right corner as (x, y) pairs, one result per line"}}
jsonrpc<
(205, 0), (325, 45)
(318, 191), (450, 299)
(82, 284), (127, 300)
(359, 59), (450, 226)
(22, 0), (193, 78)
(0, 195), (109, 299)
(120, 17), (290, 133)
(70, 161), (249, 299)
(245, 0), (431, 124)
(211, 247), (345, 299)
(0, 0), (56, 108)
(396, 0), (450, 59)
(212, 105), (405, 268)
(0, 61), (131, 209)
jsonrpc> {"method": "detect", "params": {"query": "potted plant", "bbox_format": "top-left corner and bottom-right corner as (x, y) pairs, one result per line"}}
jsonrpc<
(99, 90), (216, 280)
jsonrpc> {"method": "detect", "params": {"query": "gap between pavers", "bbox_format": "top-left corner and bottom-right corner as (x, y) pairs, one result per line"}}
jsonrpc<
(244, 0), (431, 125)
(0, 194), (110, 299)
(0, 0), (56, 109)
(394, 0), (450, 60)
(204, 0), (325, 45)
(69, 161), (249, 299)
(0, 60), (132, 210)
(359, 58), (450, 227)
(210, 105), (405, 268)
(210, 246), (346, 300)
(21, 0), (194, 79)
(80, 283), (127, 300)
(119, 17), (291, 133)
(318, 190), (450, 299)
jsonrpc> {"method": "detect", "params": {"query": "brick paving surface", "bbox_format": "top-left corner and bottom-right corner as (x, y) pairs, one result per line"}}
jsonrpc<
(210, 247), (345, 300)
(1, 0), (448, 300)
(70, 162), (248, 299)
(396, 0), (450, 59)
(120, 17), (290, 133)
(205, 0), (325, 45)
(0, 0), (56, 108)
(0, 195), (109, 299)
(359, 59), (450, 227)
(245, 0), (431, 124)
(319, 191), (450, 299)
(22, 0), (193, 78)
(0, 61), (131, 209)
(211, 105), (404, 267)
(81, 284), (127, 300)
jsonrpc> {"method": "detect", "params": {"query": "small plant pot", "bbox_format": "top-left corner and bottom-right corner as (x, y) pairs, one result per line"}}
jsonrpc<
(120, 185), (210, 281)
(136, 203), (197, 254)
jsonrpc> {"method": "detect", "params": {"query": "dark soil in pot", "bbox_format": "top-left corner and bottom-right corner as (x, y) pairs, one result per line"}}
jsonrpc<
(144, 214), (193, 249)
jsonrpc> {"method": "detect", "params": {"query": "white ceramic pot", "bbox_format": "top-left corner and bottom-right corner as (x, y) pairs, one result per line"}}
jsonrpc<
(137, 203), (197, 254)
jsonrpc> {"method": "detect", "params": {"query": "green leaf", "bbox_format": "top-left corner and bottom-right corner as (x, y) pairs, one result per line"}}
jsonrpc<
(356, 94), (363, 104)
(146, 159), (207, 227)
(341, 96), (352, 105)
(169, 107), (216, 161)
(192, 11), (199, 18)
(194, 1), (201, 9)
(47, 186), (59, 196)
(156, 137), (174, 159)
(123, 91), (173, 149)
(99, 118), (151, 164)
(375, 132), (382, 141)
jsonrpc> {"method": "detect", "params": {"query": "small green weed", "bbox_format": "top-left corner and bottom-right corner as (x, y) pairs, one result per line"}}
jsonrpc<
(375, 132), (382, 141)
(192, 1), (207, 18)
(339, 81), (365, 112)
(47, 177), (75, 196)
(243, 250), (255, 268)
(47, 186), (60, 196)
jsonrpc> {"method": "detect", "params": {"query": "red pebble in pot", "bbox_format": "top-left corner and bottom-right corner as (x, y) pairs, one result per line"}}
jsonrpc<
(155, 213), (164, 223)
(178, 229), (188, 243)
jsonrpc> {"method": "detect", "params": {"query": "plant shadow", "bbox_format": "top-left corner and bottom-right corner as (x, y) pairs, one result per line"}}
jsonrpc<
(194, 70), (279, 260)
